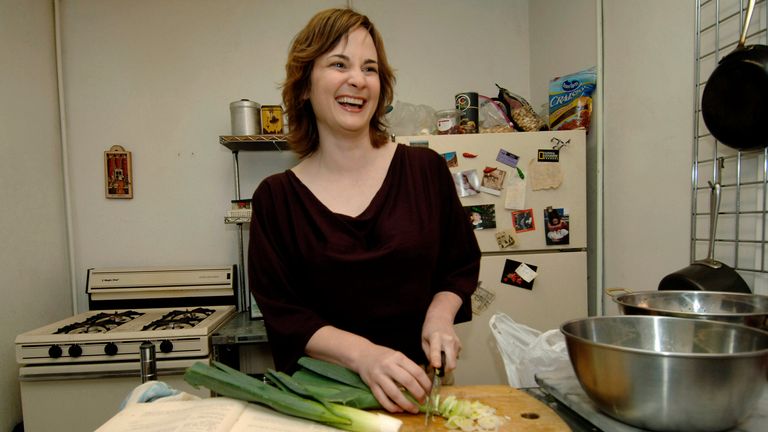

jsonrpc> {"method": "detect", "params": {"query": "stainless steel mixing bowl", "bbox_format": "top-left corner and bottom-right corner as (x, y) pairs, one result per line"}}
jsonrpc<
(609, 289), (768, 330)
(561, 315), (768, 431)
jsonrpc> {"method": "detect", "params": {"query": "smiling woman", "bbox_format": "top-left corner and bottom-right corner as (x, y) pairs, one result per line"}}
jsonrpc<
(247, 7), (481, 416)
(281, 8), (395, 158)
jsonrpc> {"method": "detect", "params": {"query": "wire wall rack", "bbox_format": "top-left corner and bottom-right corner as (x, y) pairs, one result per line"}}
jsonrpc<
(694, 0), (768, 286)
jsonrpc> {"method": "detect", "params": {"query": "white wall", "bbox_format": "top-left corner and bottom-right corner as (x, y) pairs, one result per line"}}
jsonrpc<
(0, 0), (72, 429)
(602, 1), (695, 313)
(60, 0), (532, 311)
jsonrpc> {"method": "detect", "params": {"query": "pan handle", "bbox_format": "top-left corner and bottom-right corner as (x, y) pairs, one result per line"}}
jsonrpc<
(605, 287), (633, 298)
(702, 158), (724, 268)
(738, 0), (756, 48)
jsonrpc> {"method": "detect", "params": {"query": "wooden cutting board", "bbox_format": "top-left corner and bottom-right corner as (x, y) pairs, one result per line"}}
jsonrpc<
(389, 385), (571, 431)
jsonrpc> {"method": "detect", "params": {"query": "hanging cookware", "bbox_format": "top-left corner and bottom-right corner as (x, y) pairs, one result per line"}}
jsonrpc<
(701, 0), (768, 150)
(606, 288), (768, 330)
(658, 159), (751, 292)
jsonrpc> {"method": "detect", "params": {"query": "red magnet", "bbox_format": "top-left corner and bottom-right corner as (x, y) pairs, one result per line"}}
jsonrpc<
(463, 152), (478, 158)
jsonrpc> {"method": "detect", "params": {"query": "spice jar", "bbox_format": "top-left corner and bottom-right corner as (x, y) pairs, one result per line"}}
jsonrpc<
(435, 109), (461, 135)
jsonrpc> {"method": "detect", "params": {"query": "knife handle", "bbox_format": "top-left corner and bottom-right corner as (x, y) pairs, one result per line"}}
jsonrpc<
(436, 351), (446, 377)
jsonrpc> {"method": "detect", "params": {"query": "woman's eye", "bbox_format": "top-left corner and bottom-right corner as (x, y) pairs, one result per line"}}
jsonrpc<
(331, 62), (346, 69)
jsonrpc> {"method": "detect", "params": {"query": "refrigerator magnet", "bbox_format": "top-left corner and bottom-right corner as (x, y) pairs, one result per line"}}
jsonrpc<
(496, 148), (520, 168)
(500, 259), (538, 290)
(495, 228), (518, 249)
(479, 167), (507, 196)
(452, 170), (481, 197)
(511, 208), (535, 232)
(544, 207), (570, 245)
(464, 204), (496, 230)
(442, 151), (458, 167)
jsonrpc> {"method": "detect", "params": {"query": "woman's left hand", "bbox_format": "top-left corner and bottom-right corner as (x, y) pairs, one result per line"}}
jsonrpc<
(421, 291), (464, 371)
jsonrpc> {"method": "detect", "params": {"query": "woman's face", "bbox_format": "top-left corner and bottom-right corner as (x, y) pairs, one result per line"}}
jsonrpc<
(308, 27), (381, 140)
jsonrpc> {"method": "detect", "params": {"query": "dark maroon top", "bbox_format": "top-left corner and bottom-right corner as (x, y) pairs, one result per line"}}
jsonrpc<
(247, 144), (481, 372)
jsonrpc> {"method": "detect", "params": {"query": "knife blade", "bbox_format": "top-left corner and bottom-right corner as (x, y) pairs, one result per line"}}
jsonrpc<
(425, 351), (446, 426)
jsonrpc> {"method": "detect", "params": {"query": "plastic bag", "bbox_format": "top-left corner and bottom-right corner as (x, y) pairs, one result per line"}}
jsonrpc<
(489, 313), (571, 388)
(385, 100), (437, 136)
(478, 95), (515, 133)
(549, 66), (597, 131)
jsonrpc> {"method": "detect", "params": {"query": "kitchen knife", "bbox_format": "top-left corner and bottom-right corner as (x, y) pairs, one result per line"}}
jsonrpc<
(424, 351), (446, 425)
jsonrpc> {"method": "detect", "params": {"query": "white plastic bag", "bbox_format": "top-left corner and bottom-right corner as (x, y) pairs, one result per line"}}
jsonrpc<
(489, 313), (571, 388)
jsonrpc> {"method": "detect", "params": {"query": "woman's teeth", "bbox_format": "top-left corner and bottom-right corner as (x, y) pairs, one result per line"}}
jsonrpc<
(336, 96), (364, 107)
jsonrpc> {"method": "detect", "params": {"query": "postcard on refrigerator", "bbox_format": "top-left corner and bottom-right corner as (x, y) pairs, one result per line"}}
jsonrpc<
(452, 169), (481, 197)
(479, 167), (507, 196)
(464, 204), (496, 230)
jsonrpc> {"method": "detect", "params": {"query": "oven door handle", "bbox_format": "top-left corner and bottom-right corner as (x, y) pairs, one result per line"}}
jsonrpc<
(18, 366), (190, 382)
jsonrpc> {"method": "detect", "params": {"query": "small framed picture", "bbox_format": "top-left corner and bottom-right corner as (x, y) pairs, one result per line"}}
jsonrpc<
(104, 145), (133, 199)
(511, 208), (535, 232)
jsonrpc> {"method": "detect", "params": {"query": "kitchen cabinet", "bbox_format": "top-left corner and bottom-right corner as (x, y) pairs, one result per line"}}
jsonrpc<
(220, 134), (288, 317)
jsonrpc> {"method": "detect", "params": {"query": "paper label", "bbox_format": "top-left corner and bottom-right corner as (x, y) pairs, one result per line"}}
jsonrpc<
(515, 263), (538, 283)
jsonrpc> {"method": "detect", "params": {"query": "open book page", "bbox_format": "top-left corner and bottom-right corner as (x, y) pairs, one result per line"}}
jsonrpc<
(94, 398), (247, 432)
(231, 403), (344, 431)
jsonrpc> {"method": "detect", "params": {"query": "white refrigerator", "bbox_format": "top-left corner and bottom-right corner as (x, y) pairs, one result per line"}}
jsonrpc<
(395, 130), (588, 385)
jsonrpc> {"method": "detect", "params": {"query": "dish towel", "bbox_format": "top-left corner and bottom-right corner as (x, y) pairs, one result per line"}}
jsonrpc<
(118, 381), (200, 410)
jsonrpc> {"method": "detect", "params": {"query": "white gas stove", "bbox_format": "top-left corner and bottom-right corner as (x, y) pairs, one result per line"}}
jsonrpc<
(15, 265), (239, 432)
(16, 305), (235, 365)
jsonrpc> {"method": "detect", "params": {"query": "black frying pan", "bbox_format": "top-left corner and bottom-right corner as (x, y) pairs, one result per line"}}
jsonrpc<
(701, 0), (768, 151)
(658, 159), (751, 293)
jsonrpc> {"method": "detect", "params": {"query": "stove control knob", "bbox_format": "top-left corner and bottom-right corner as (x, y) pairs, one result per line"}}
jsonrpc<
(68, 344), (83, 358)
(104, 342), (118, 356)
(48, 345), (63, 358)
(159, 340), (173, 353)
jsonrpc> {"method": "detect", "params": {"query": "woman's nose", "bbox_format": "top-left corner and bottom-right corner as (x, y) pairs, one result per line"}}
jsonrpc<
(346, 69), (364, 87)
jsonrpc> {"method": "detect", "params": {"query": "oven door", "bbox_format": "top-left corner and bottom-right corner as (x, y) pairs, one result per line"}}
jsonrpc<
(19, 359), (211, 432)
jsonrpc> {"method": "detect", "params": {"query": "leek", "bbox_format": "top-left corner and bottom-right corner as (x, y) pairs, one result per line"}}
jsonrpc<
(184, 361), (403, 432)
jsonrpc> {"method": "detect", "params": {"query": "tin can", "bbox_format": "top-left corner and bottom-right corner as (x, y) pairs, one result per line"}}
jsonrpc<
(229, 99), (261, 136)
(260, 105), (284, 135)
(455, 92), (479, 134)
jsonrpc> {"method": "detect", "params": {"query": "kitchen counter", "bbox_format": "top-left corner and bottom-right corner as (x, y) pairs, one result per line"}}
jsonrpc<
(210, 311), (273, 375)
(211, 311), (268, 345)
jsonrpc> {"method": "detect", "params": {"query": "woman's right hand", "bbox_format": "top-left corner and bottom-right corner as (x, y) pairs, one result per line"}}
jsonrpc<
(354, 345), (431, 414)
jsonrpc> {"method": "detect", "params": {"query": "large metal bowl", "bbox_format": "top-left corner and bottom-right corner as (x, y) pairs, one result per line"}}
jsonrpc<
(608, 289), (768, 330)
(561, 315), (768, 431)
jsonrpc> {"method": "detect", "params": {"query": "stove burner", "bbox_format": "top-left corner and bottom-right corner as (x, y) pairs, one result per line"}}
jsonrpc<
(141, 307), (214, 331)
(55, 310), (144, 334)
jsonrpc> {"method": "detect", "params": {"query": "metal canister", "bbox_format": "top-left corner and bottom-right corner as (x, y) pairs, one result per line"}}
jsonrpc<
(229, 99), (261, 136)
(455, 92), (479, 134)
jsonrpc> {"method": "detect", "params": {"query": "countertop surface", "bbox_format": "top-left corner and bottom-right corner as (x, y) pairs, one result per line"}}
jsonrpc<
(210, 311), (268, 345)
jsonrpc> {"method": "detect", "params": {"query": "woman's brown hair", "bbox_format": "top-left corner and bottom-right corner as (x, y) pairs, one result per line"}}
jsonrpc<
(282, 8), (395, 158)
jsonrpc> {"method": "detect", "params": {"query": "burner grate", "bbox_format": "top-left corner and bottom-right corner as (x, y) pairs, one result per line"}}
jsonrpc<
(141, 307), (214, 331)
(55, 310), (144, 334)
